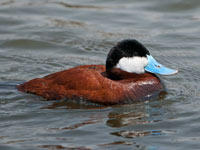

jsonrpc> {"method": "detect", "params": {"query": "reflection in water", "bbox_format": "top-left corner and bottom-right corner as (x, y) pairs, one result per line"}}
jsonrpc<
(111, 130), (162, 138)
(106, 100), (165, 128)
(104, 100), (167, 146)
(49, 118), (102, 131)
(42, 100), (107, 109)
(107, 111), (148, 128)
(41, 99), (167, 148)
(98, 140), (134, 146)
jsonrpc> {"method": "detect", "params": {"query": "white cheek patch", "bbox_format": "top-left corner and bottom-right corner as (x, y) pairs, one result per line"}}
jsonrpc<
(116, 56), (148, 74)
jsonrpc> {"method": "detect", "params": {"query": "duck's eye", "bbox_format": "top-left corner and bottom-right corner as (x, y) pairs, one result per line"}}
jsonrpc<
(155, 64), (161, 68)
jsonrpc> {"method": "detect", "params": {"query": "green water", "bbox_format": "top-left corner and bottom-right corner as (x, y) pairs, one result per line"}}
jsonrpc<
(0, 0), (200, 150)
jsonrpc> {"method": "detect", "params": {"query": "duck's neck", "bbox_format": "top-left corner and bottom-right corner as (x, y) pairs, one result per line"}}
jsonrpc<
(105, 68), (122, 80)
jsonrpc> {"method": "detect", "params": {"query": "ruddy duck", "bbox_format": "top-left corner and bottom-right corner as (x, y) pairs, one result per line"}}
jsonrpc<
(17, 39), (177, 104)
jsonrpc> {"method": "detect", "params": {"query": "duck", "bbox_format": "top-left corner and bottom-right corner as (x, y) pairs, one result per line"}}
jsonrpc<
(17, 39), (178, 105)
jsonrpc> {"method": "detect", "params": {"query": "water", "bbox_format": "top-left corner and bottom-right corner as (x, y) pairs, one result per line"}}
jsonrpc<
(0, 0), (200, 149)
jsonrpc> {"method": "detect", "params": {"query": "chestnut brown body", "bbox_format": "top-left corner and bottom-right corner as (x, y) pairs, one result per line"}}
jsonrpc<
(17, 65), (164, 104)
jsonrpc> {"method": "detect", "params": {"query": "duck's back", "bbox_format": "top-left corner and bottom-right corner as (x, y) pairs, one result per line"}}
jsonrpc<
(17, 65), (164, 104)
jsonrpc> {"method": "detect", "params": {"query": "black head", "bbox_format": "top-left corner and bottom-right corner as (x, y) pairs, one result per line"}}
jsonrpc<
(106, 39), (150, 73)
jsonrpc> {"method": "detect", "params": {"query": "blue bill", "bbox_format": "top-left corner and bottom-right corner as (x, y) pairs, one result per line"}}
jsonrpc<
(145, 55), (178, 75)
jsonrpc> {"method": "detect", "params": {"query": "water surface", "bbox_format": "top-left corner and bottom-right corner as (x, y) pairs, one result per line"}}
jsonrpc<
(0, 0), (200, 150)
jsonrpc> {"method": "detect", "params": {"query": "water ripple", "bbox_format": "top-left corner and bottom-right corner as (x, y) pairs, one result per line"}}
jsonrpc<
(0, 0), (200, 150)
